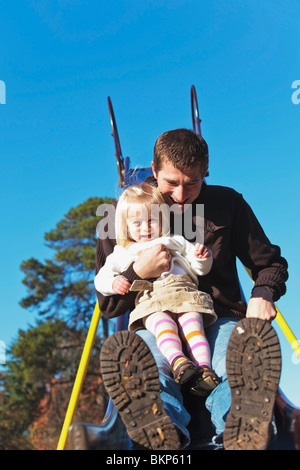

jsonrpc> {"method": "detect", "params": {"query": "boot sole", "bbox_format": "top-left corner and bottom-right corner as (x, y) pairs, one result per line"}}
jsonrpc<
(224, 318), (281, 450)
(100, 331), (181, 450)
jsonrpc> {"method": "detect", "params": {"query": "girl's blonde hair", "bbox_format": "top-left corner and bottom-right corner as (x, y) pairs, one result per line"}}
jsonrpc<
(115, 182), (170, 246)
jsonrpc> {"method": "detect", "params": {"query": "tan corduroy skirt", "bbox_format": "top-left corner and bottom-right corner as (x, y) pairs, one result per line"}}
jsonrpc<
(128, 274), (216, 331)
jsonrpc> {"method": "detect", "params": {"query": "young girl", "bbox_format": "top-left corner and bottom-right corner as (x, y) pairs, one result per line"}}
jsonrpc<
(95, 183), (220, 396)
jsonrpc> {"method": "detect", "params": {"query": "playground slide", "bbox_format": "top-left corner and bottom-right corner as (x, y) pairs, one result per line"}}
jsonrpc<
(66, 388), (300, 450)
(58, 87), (300, 451)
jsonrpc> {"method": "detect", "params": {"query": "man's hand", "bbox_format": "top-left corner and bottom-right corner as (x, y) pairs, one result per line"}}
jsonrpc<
(133, 244), (171, 279)
(246, 286), (277, 321)
(112, 276), (131, 295)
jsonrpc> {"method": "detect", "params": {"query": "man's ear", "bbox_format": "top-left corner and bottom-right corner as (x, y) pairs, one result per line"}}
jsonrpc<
(151, 161), (157, 179)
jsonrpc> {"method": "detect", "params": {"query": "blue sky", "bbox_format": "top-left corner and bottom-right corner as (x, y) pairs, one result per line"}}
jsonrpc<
(1, 1), (300, 407)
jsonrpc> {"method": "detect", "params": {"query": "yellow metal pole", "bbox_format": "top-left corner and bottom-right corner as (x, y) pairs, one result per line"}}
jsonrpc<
(275, 307), (300, 360)
(245, 267), (300, 360)
(57, 301), (101, 450)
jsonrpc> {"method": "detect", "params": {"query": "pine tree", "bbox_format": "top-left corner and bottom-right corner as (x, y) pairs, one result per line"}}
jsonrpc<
(20, 196), (115, 328)
(0, 196), (116, 449)
(0, 319), (106, 449)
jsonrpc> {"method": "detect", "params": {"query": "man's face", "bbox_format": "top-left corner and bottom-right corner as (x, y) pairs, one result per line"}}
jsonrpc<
(151, 159), (204, 213)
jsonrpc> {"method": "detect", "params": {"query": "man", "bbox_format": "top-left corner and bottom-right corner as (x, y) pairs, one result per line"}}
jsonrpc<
(96, 128), (288, 450)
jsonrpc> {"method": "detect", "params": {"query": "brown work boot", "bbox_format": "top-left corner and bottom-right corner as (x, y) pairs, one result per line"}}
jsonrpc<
(189, 366), (220, 397)
(171, 356), (197, 384)
(224, 318), (281, 450)
(100, 331), (181, 450)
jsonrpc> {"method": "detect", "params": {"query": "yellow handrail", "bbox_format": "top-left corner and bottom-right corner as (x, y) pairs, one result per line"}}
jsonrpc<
(245, 267), (300, 360)
(275, 307), (300, 359)
(57, 301), (101, 450)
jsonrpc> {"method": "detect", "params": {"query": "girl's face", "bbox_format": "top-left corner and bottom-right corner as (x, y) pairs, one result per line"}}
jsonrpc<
(127, 205), (161, 243)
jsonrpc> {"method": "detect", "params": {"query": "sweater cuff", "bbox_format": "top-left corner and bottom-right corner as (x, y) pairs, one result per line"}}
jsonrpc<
(122, 263), (142, 284)
(251, 282), (283, 302)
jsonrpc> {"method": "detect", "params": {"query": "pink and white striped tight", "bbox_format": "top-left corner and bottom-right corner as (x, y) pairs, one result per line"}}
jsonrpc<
(144, 311), (211, 371)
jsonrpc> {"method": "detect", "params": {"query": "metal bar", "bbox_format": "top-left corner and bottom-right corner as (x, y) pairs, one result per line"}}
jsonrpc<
(107, 96), (125, 187)
(57, 302), (101, 450)
(190, 84), (202, 136)
(244, 267), (300, 359)
(275, 307), (300, 359)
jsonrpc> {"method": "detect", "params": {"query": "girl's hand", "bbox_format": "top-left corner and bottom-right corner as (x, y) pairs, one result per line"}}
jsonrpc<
(112, 276), (131, 295)
(194, 243), (211, 259)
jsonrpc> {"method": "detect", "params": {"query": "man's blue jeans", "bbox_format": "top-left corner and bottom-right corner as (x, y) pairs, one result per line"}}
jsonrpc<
(137, 317), (239, 447)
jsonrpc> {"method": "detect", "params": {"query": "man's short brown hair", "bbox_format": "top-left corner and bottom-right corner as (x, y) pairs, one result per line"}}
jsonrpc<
(153, 128), (209, 177)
